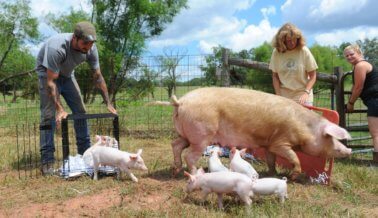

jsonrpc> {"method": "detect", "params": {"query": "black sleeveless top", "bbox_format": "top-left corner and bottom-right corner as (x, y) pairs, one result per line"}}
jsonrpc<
(353, 60), (378, 101)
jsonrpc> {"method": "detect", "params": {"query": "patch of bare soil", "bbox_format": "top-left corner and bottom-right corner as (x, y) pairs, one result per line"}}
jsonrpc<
(2, 188), (119, 217)
(1, 177), (182, 217)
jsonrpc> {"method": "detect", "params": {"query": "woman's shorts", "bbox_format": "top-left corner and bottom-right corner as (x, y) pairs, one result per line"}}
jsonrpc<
(364, 97), (378, 117)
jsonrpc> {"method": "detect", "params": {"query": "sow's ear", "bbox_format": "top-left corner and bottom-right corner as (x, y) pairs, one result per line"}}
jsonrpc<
(323, 123), (351, 140)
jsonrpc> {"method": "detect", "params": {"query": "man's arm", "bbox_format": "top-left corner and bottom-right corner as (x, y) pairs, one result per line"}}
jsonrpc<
(92, 68), (117, 114)
(46, 69), (68, 123)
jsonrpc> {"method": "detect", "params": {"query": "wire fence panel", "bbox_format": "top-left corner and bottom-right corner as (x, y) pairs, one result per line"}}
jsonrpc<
(0, 54), (373, 178)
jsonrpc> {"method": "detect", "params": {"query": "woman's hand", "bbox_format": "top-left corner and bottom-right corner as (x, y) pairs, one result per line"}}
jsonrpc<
(346, 102), (354, 112)
(299, 92), (309, 105)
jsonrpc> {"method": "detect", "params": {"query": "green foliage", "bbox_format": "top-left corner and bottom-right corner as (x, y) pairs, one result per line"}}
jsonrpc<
(200, 45), (224, 86)
(310, 44), (350, 74)
(156, 48), (187, 97)
(247, 42), (273, 91)
(94, 0), (188, 101)
(127, 66), (158, 100)
(357, 37), (378, 67)
(252, 41), (273, 62)
(200, 43), (273, 89)
(45, 9), (90, 34)
(0, 0), (39, 45)
(0, 0), (39, 101)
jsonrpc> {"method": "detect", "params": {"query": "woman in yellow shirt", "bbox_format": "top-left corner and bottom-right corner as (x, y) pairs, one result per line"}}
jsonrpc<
(269, 23), (318, 106)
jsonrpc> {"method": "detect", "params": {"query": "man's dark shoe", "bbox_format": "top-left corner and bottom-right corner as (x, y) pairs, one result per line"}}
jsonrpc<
(41, 163), (55, 176)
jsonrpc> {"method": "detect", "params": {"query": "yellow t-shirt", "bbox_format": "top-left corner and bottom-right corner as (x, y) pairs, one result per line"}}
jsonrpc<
(269, 46), (318, 104)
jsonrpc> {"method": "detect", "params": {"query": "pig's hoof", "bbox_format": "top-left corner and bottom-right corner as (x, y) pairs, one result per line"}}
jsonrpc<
(292, 172), (309, 184)
(290, 172), (300, 180)
(290, 172), (309, 183)
(267, 170), (277, 177)
(172, 167), (183, 177)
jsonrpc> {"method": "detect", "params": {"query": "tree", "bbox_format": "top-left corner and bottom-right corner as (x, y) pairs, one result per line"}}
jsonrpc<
(200, 45), (224, 86)
(0, 0), (39, 70)
(245, 42), (273, 91)
(156, 48), (187, 97)
(127, 66), (158, 100)
(93, 0), (188, 105)
(357, 38), (378, 67)
(0, 0), (39, 102)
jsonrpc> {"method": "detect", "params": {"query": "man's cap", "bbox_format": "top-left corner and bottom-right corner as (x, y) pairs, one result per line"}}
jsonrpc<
(74, 21), (97, 42)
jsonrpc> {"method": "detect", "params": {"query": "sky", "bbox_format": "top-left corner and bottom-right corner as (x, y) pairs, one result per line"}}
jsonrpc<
(29, 0), (378, 55)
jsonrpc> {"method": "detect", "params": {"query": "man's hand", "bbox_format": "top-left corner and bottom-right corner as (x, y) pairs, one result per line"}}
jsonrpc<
(56, 109), (68, 128)
(107, 104), (117, 114)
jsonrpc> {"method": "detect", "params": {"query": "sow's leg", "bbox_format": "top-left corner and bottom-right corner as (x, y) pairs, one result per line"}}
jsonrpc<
(265, 150), (277, 175)
(270, 145), (301, 180)
(171, 136), (189, 176)
(185, 141), (209, 174)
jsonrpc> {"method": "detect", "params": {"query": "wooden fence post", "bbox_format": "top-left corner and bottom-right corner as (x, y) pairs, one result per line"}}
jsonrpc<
(334, 66), (346, 128)
(221, 48), (230, 87)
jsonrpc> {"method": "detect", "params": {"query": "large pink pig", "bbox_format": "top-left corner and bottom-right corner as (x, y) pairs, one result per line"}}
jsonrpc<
(152, 87), (352, 178)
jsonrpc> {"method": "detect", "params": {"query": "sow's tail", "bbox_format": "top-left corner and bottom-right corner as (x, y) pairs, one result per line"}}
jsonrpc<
(146, 95), (180, 107)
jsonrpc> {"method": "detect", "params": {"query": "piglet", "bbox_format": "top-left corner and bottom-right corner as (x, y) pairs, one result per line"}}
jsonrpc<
(93, 135), (119, 149)
(252, 177), (288, 203)
(83, 146), (148, 182)
(230, 147), (259, 181)
(208, 146), (229, 172)
(184, 168), (253, 209)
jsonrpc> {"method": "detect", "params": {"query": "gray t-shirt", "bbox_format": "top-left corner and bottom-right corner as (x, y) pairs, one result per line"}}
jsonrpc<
(36, 33), (99, 78)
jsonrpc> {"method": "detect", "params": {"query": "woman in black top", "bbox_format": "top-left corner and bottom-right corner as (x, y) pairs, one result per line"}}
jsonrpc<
(344, 44), (378, 162)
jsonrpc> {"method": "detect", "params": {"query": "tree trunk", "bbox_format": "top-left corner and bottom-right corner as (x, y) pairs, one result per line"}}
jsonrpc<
(11, 83), (17, 103)
(0, 36), (15, 71)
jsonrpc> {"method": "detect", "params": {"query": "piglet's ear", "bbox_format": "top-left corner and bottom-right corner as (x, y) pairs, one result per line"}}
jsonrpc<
(197, 168), (205, 175)
(136, 149), (143, 156)
(95, 135), (101, 140)
(323, 123), (352, 140)
(130, 155), (137, 160)
(184, 171), (191, 177)
(240, 148), (247, 156)
(231, 147), (236, 154)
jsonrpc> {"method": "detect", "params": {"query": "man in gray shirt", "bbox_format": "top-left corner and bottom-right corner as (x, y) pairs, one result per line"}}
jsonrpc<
(36, 21), (117, 175)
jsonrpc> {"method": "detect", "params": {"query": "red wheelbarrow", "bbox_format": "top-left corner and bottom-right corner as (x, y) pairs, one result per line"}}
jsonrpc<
(250, 105), (339, 185)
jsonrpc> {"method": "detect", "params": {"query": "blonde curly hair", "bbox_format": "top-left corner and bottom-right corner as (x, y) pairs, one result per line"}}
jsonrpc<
(272, 23), (306, 53)
(343, 44), (363, 56)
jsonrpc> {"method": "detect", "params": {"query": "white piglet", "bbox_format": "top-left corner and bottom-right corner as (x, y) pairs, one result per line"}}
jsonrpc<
(230, 147), (259, 180)
(83, 146), (148, 182)
(208, 146), (229, 173)
(184, 168), (253, 209)
(93, 135), (119, 148)
(252, 177), (288, 203)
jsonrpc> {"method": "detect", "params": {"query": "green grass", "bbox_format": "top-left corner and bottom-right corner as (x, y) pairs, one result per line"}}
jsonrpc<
(0, 86), (376, 216)
(0, 137), (377, 217)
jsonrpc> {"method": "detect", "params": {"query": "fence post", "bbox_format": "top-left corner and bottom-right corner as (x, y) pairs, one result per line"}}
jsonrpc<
(221, 48), (230, 87)
(113, 116), (120, 148)
(61, 119), (69, 161)
(334, 67), (346, 129)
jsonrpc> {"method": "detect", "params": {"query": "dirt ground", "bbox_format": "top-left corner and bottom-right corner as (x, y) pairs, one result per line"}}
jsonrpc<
(1, 137), (377, 217)
(0, 174), (184, 217)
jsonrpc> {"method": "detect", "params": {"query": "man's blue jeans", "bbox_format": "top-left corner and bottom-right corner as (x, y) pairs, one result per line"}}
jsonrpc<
(38, 75), (90, 164)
